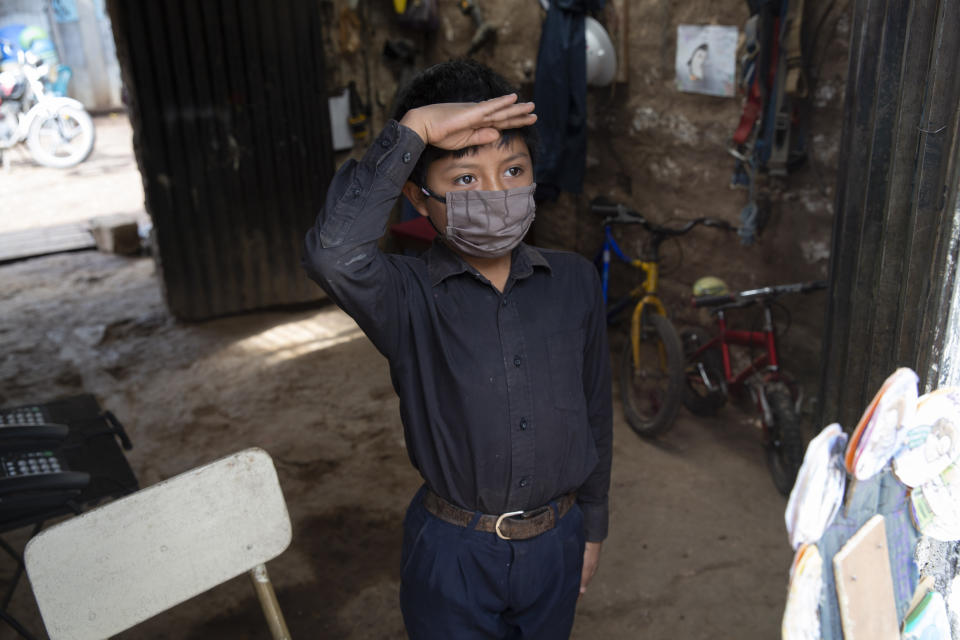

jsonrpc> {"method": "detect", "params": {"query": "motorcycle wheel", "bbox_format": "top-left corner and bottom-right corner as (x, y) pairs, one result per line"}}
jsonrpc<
(27, 106), (95, 169)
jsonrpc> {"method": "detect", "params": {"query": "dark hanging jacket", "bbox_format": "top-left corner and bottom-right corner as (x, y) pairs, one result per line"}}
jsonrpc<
(533, 0), (606, 201)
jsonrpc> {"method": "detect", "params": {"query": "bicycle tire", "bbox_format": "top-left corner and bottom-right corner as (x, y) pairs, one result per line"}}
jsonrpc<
(764, 384), (805, 496)
(619, 312), (684, 437)
(680, 328), (727, 416)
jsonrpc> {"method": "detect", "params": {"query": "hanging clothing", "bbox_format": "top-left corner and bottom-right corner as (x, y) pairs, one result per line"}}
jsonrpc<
(533, 0), (605, 201)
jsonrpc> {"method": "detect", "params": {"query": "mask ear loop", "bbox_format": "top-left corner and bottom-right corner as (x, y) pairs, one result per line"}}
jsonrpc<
(417, 184), (446, 236)
(420, 184), (447, 203)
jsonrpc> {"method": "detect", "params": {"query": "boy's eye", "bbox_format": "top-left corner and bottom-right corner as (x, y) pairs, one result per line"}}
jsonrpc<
(453, 175), (475, 186)
(505, 166), (524, 178)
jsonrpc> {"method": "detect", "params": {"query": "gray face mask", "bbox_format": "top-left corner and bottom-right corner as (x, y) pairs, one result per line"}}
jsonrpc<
(421, 183), (537, 258)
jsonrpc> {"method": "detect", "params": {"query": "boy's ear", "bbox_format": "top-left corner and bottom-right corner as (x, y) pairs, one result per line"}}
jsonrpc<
(401, 181), (430, 217)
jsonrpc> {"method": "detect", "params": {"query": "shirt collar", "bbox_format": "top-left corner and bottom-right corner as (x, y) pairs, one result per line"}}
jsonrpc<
(427, 240), (552, 287)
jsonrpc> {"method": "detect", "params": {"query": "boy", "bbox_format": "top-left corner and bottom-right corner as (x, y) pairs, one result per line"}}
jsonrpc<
(303, 59), (611, 639)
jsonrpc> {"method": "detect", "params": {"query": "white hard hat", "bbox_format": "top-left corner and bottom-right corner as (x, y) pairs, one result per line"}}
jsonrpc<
(585, 16), (617, 87)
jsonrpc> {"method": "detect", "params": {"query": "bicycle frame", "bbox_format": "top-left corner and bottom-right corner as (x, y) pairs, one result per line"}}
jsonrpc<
(597, 227), (663, 308)
(596, 225), (668, 369)
(690, 304), (782, 391)
(682, 280), (825, 495)
(593, 198), (744, 438)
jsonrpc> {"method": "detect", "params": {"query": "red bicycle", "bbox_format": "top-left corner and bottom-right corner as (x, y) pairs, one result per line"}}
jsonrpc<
(679, 280), (827, 495)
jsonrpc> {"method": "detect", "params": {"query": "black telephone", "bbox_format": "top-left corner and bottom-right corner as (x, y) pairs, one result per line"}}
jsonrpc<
(0, 423), (91, 520)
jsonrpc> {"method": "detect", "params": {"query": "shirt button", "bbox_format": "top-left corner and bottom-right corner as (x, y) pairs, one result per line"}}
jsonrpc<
(513, 356), (521, 367)
(380, 137), (391, 148)
(519, 478), (528, 488)
(352, 188), (361, 198)
(519, 418), (527, 430)
(501, 297), (508, 306)
(402, 151), (411, 163)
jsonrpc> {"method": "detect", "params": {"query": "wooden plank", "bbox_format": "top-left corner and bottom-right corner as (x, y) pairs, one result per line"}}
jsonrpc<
(833, 514), (900, 640)
(0, 224), (95, 263)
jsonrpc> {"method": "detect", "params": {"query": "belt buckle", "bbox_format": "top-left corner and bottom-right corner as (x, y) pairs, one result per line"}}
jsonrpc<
(495, 510), (524, 540)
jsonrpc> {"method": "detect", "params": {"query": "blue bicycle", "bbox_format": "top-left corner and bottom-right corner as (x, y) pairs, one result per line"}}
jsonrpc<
(591, 198), (736, 436)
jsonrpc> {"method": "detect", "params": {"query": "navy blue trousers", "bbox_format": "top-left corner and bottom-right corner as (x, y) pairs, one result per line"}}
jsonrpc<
(399, 486), (585, 640)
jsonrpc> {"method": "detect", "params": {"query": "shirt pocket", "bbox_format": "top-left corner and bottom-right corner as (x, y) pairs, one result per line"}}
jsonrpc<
(547, 329), (586, 412)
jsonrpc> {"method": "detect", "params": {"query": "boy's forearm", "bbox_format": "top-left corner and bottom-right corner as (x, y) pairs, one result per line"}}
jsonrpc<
(301, 120), (425, 356)
(302, 119), (424, 303)
(305, 120), (425, 253)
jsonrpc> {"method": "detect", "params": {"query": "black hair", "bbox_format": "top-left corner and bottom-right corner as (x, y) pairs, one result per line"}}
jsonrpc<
(391, 58), (539, 189)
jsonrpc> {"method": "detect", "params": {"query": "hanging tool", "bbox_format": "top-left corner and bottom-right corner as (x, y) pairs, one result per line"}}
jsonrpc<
(347, 81), (369, 142)
(459, 0), (496, 56)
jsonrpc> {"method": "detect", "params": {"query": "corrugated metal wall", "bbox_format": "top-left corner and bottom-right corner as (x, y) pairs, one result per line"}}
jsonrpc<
(107, 0), (333, 320)
(818, 0), (960, 429)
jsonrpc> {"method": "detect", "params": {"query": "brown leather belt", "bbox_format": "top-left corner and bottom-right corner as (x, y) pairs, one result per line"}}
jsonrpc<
(423, 489), (576, 541)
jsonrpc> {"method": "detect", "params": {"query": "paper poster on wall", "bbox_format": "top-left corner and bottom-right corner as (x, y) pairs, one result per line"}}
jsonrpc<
(676, 25), (738, 97)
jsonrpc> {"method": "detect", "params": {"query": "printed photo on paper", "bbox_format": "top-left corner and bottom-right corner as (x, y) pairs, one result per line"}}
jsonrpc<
(676, 25), (738, 98)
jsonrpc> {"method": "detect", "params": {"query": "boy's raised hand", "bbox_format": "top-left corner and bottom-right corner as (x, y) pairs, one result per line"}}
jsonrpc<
(399, 94), (536, 151)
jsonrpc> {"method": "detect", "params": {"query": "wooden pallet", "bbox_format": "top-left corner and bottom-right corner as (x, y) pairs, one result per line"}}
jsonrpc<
(0, 223), (95, 264)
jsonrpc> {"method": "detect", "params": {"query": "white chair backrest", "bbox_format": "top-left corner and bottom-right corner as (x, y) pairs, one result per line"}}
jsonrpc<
(24, 447), (292, 640)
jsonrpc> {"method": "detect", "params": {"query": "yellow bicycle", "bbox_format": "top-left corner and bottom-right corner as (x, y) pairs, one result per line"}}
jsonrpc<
(591, 198), (736, 436)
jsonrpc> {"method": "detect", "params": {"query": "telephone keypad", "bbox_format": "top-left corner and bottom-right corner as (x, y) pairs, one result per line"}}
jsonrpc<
(2, 451), (64, 477)
(0, 406), (47, 426)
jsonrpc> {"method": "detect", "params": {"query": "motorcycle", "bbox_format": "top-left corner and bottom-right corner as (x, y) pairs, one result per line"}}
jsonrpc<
(0, 40), (95, 169)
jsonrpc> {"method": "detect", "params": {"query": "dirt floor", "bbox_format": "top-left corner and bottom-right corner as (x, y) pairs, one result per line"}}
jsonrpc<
(0, 116), (795, 639)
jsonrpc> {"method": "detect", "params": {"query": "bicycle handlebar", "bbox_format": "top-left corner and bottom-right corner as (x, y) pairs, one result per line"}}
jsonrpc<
(691, 293), (737, 307)
(591, 199), (737, 237)
(691, 280), (828, 308)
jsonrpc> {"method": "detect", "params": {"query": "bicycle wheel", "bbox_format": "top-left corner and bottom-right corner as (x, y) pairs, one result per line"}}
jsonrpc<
(680, 328), (727, 416)
(619, 312), (684, 437)
(764, 383), (805, 496)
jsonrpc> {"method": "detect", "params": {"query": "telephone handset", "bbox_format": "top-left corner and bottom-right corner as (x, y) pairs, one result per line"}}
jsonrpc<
(0, 423), (70, 448)
(0, 423), (91, 519)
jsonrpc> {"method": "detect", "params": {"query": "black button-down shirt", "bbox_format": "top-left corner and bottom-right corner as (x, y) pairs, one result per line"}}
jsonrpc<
(303, 120), (612, 541)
